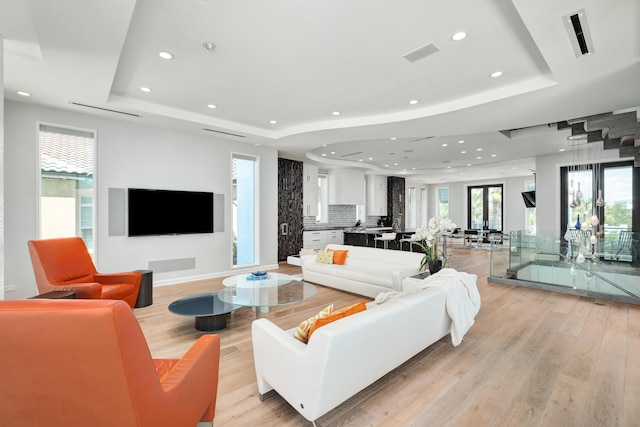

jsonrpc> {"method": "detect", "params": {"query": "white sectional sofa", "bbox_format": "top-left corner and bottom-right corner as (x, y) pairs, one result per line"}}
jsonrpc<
(300, 243), (424, 298)
(252, 285), (452, 423)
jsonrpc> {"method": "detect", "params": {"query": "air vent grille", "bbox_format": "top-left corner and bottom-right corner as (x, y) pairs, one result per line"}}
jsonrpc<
(563, 9), (594, 57)
(203, 128), (246, 138)
(71, 102), (140, 117)
(404, 43), (440, 63)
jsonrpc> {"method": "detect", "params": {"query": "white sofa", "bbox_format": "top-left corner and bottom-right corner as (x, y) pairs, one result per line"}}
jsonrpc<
(300, 243), (424, 298)
(252, 285), (451, 423)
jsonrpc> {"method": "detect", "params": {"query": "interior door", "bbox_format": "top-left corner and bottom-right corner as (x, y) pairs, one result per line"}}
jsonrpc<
(468, 185), (503, 231)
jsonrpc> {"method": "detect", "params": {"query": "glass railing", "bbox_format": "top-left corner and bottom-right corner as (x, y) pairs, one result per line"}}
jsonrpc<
(489, 230), (640, 303)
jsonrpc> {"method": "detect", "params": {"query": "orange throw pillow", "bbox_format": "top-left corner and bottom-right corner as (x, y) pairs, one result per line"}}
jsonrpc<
(307, 301), (367, 341)
(332, 249), (349, 265)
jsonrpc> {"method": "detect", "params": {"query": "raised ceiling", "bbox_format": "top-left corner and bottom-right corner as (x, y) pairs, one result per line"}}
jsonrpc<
(2, 0), (640, 183)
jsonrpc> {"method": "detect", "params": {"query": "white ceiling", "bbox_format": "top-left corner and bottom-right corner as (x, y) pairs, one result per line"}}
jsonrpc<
(3, 0), (640, 183)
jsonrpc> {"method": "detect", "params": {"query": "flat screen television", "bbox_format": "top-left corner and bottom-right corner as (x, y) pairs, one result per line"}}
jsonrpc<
(128, 188), (214, 236)
(522, 190), (536, 208)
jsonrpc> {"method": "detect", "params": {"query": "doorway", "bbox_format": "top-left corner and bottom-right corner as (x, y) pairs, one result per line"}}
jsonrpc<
(467, 184), (503, 231)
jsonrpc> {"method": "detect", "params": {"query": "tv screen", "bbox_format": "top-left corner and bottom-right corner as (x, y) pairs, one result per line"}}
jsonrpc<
(128, 188), (214, 236)
(522, 191), (536, 208)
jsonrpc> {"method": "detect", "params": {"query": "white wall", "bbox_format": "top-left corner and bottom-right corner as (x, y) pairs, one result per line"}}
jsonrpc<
(4, 101), (279, 299)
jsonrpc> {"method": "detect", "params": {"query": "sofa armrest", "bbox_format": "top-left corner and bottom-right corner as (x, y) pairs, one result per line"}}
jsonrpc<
(300, 254), (317, 267)
(392, 267), (420, 290)
(95, 271), (142, 286)
(157, 334), (221, 423)
(252, 319), (310, 397)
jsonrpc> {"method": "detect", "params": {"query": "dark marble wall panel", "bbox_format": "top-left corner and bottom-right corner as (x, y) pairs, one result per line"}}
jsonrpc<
(278, 158), (303, 261)
(387, 176), (405, 231)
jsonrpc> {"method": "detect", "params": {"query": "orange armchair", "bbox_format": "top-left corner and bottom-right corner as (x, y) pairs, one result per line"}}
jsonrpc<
(0, 299), (220, 427)
(28, 237), (141, 307)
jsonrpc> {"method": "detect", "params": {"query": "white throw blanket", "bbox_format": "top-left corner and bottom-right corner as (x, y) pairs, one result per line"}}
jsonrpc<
(373, 268), (480, 346)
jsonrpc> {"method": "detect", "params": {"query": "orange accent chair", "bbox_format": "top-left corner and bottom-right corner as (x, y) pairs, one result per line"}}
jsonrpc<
(0, 299), (220, 426)
(28, 237), (142, 307)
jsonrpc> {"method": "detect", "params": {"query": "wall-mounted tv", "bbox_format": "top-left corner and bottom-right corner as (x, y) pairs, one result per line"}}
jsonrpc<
(128, 188), (214, 236)
(522, 190), (536, 208)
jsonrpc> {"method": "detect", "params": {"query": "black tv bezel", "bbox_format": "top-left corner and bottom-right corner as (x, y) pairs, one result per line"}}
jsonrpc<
(127, 188), (214, 237)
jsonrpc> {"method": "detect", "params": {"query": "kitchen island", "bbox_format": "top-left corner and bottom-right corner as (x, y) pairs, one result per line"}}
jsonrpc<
(343, 228), (416, 251)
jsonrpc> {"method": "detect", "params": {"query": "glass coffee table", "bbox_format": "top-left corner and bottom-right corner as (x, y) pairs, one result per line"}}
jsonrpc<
(219, 273), (317, 315)
(168, 292), (240, 331)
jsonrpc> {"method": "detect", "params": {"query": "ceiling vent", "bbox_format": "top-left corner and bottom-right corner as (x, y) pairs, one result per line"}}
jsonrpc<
(563, 9), (594, 57)
(71, 102), (141, 117)
(403, 42), (440, 63)
(340, 151), (363, 158)
(203, 128), (245, 138)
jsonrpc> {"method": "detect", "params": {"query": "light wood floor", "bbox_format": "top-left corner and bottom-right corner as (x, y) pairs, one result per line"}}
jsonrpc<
(134, 248), (640, 427)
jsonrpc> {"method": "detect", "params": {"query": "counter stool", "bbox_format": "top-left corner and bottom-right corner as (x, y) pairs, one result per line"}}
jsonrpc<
(399, 234), (415, 251)
(374, 232), (397, 250)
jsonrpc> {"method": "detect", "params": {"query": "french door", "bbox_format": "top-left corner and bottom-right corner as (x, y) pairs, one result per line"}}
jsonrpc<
(467, 184), (503, 231)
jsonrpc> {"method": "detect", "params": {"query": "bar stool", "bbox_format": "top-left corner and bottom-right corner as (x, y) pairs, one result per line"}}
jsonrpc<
(374, 232), (397, 250)
(399, 234), (415, 251)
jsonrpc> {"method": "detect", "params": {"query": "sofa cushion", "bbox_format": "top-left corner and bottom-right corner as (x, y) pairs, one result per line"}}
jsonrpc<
(315, 250), (334, 264)
(294, 304), (334, 343)
(332, 250), (349, 265)
(308, 301), (367, 341)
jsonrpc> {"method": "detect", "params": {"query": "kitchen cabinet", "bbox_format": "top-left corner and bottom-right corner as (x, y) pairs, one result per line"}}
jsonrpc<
(303, 164), (318, 216)
(329, 168), (365, 205)
(303, 230), (344, 250)
(366, 174), (387, 216)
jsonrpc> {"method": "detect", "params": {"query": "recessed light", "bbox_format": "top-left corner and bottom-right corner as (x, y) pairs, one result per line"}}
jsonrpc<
(385, 165), (389, 167)
(17, 91), (31, 97)
(490, 71), (503, 78)
(409, 100), (419, 105)
(332, 111), (341, 116)
(390, 137), (397, 140)
(140, 87), (152, 93)
(158, 51), (174, 60)
(512, 167), (518, 170)
(467, 164), (472, 167)
(441, 143), (448, 147)
(458, 140), (464, 144)
(202, 42), (215, 51)
(476, 156), (482, 159)
(452, 32), (467, 41)
(322, 153), (327, 157)
(491, 154), (497, 157)
(476, 148), (483, 151)
(559, 148), (566, 152)
(461, 151), (467, 154)
(368, 157), (373, 160)
(270, 120), (277, 124)
(207, 104), (217, 109)
(394, 163), (399, 166)
(358, 159), (363, 162)
(447, 166), (451, 169)
(330, 151), (336, 154)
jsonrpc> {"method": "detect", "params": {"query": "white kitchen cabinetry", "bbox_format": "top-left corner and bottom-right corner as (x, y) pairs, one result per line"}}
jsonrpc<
(303, 230), (344, 250)
(329, 168), (365, 205)
(366, 174), (387, 216)
(303, 164), (318, 216)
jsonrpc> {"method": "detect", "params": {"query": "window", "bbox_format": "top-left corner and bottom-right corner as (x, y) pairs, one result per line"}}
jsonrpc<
(436, 187), (449, 219)
(38, 124), (95, 253)
(525, 181), (536, 233)
(406, 186), (427, 228)
(232, 154), (257, 267)
(467, 184), (503, 230)
(560, 161), (637, 239)
(317, 173), (328, 223)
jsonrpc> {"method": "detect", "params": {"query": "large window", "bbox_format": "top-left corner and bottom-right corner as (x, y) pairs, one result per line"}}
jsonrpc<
(406, 186), (427, 228)
(38, 124), (95, 253)
(525, 181), (536, 233)
(436, 187), (449, 219)
(232, 154), (257, 267)
(560, 161), (637, 249)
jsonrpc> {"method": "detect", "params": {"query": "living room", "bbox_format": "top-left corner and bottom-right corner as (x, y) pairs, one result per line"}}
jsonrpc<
(1, 1), (640, 425)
